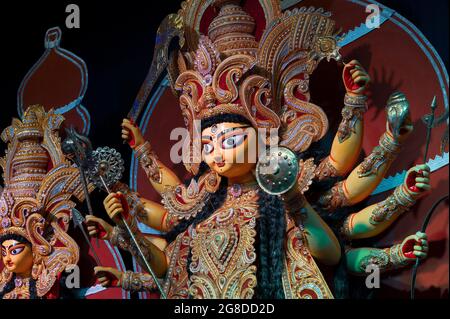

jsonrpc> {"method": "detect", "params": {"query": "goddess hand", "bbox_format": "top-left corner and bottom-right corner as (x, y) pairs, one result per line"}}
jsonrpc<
(95, 266), (123, 288)
(400, 231), (429, 260)
(103, 192), (130, 224)
(404, 164), (431, 196)
(343, 60), (370, 96)
(121, 118), (145, 149)
(385, 93), (414, 144)
(86, 215), (114, 240)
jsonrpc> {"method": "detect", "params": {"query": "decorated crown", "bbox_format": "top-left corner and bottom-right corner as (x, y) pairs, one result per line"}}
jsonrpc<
(0, 105), (90, 297)
(165, 0), (341, 174)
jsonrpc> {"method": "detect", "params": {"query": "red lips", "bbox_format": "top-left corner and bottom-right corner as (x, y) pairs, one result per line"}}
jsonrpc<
(216, 162), (225, 168)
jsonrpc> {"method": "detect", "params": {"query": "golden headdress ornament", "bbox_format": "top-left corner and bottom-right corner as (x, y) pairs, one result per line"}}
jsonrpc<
(152, 0), (342, 175)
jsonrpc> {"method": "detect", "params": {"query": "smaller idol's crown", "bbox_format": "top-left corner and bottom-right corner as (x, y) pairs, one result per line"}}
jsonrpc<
(208, 0), (258, 58)
(4, 106), (50, 199)
(15, 106), (45, 140)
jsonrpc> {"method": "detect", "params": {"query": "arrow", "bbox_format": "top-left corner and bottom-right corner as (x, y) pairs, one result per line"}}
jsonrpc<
(422, 96), (438, 162)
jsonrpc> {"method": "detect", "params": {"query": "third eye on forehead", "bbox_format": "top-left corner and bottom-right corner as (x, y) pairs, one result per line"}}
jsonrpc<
(202, 126), (250, 140)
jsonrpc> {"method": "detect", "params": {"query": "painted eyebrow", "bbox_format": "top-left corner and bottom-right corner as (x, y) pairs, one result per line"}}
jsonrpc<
(202, 125), (250, 141)
(204, 126), (250, 139)
(217, 126), (250, 140)
(2, 242), (23, 250)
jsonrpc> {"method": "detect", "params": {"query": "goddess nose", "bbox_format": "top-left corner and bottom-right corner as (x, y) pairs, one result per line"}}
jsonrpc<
(213, 153), (224, 163)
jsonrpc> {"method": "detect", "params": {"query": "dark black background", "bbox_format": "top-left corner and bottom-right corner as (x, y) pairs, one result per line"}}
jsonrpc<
(0, 0), (448, 300)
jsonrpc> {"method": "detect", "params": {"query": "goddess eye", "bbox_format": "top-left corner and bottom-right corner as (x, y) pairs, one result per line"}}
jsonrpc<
(222, 134), (246, 149)
(203, 143), (214, 154)
(10, 246), (24, 256)
(1, 250), (6, 257)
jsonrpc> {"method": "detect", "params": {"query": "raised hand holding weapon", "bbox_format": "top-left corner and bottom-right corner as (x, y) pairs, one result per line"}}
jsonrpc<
(72, 207), (102, 266)
(87, 146), (167, 299)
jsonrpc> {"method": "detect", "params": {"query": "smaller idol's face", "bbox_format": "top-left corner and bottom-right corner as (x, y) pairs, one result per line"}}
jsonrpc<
(201, 122), (258, 178)
(1, 240), (33, 276)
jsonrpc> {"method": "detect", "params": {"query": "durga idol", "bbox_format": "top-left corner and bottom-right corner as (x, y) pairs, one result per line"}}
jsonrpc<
(88, 0), (430, 299)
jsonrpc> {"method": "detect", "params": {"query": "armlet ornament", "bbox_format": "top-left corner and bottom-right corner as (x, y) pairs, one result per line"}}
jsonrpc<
(340, 213), (354, 238)
(318, 181), (350, 211)
(121, 271), (157, 293)
(110, 225), (134, 251)
(357, 133), (401, 177)
(315, 156), (339, 181)
(358, 249), (390, 272)
(358, 244), (411, 273)
(161, 211), (180, 231)
(369, 185), (416, 225)
(112, 218), (154, 268)
(338, 94), (367, 143)
(135, 141), (162, 184)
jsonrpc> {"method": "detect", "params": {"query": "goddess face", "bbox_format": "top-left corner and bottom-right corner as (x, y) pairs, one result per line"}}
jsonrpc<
(201, 122), (258, 179)
(1, 239), (33, 277)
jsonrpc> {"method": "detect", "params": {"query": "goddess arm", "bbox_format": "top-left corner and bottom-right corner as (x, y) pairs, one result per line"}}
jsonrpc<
(311, 63), (431, 275)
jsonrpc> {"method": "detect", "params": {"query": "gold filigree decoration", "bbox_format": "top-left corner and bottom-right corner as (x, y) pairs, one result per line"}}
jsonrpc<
(164, 230), (191, 299)
(280, 78), (329, 152)
(296, 158), (317, 194)
(282, 217), (333, 299)
(161, 169), (221, 221)
(189, 188), (259, 298)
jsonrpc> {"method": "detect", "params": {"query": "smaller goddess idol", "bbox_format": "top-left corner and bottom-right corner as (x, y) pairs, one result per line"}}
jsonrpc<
(0, 234), (39, 298)
(0, 106), (87, 299)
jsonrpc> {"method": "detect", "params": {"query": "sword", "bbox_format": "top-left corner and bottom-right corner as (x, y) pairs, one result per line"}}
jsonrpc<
(122, 14), (184, 146)
(127, 14), (184, 123)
